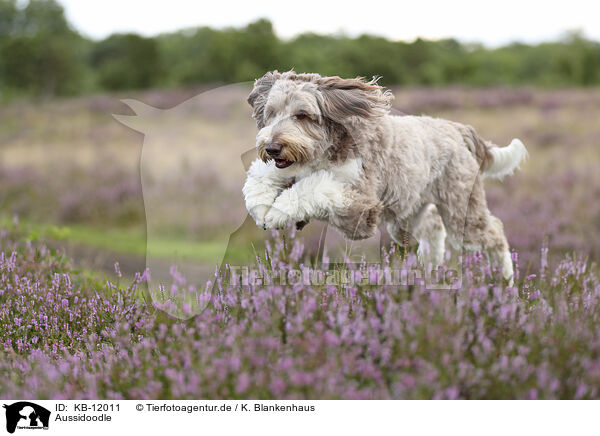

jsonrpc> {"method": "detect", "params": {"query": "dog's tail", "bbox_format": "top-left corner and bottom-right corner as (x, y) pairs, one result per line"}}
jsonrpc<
(460, 124), (528, 180)
(482, 138), (528, 179)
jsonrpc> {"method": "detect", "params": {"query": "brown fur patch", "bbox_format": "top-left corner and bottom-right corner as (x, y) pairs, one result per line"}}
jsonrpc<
(455, 123), (494, 172)
(269, 132), (314, 163)
(324, 119), (359, 163)
(256, 130), (316, 165)
(316, 76), (393, 122)
(316, 76), (393, 163)
(332, 192), (383, 240)
(247, 71), (281, 128)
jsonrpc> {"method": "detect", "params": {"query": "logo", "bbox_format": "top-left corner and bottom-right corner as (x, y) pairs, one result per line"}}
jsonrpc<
(3, 402), (50, 434)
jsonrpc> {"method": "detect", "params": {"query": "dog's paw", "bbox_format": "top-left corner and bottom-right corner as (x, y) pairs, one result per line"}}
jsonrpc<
(247, 204), (271, 227)
(263, 189), (302, 229)
(263, 206), (293, 229)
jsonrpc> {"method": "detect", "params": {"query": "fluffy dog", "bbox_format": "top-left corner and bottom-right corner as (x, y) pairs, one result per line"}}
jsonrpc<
(243, 71), (528, 283)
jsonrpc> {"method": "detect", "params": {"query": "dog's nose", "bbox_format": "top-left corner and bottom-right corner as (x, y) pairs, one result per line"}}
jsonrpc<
(265, 143), (282, 157)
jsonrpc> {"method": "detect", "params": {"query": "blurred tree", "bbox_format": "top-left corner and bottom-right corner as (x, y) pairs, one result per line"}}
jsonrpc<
(556, 31), (600, 86)
(158, 19), (282, 85)
(157, 27), (216, 85)
(0, 0), (85, 96)
(91, 33), (160, 90)
(0, 0), (18, 37)
(282, 33), (341, 75)
(2, 12), (600, 97)
(20, 0), (70, 35)
(235, 18), (281, 81)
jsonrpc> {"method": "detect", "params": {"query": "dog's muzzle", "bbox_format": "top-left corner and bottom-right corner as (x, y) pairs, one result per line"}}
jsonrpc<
(265, 142), (282, 157)
(265, 142), (293, 168)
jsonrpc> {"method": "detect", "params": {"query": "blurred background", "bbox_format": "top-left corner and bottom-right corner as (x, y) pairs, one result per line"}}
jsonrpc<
(1, 0), (599, 280)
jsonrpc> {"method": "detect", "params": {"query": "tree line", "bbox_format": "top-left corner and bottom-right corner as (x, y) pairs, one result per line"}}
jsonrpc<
(1, 0), (599, 99)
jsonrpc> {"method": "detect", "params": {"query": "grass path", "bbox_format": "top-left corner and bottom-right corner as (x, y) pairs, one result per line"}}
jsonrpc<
(0, 215), (247, 264)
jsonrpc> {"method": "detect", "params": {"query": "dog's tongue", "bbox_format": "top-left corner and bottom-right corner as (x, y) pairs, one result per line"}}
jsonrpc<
(275, 159), (292, 168)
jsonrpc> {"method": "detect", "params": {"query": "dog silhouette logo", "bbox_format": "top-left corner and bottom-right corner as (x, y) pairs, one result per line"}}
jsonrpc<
(113, 83), (263, 319)
(3, 402), (50, 434)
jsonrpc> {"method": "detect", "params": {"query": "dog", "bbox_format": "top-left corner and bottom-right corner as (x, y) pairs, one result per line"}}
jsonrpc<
(242, 71), (528, 283)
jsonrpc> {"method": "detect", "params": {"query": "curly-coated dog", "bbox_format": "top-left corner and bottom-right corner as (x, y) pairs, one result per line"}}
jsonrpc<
(243, 71), (528, 283)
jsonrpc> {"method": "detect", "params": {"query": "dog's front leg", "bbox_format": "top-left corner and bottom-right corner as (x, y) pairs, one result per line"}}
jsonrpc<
(242, 159), (292, 228)
(263, 170), (348, 229)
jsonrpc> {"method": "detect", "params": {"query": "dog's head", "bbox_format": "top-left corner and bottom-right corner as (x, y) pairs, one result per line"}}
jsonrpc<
(247, 70), (393, 170)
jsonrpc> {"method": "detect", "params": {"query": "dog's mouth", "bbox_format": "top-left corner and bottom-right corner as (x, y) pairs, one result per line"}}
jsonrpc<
(274, 158), (293, 169)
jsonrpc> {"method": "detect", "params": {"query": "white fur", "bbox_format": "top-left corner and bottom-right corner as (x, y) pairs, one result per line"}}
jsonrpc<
(242, 159), (290, 227)
(262, 166), (355, 229)
(416, 226), (447, 271)
(502, 250), (514, 286)
(330, 157), (363, 182)
(483, 138), (529, 180)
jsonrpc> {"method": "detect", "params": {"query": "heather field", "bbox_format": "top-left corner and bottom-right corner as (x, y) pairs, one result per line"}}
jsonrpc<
(1, 86), (599, 399)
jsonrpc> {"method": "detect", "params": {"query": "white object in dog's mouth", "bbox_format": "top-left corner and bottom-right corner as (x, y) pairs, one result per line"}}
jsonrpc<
(274, 158), (293, 169)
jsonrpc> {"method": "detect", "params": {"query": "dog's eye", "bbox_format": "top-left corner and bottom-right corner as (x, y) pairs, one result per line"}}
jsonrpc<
(294, 112), (311, 121)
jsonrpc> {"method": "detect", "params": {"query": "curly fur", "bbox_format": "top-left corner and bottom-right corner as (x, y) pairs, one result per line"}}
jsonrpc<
(243, 70), (528, 283)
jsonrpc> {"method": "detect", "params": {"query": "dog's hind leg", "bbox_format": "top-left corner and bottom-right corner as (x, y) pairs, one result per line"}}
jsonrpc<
(385, 218), (409, 247)
(410, 204), (446, 271)
(436, 173), (514, 285)
(481, 215), (513, 285)
(384, 206), (446, 269)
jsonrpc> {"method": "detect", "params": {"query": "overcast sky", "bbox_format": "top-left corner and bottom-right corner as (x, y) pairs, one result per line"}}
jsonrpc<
(58, 0), (600, 46)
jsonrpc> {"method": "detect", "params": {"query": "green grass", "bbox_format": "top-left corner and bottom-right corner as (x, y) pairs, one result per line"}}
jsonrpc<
(0, 215), (253, 264)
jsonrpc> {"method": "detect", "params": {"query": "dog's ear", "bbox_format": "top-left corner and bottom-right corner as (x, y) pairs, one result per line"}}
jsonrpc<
(247, 71), (280, 128)
(317, 76), (393, 162)
(317, 76), (393, 123)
